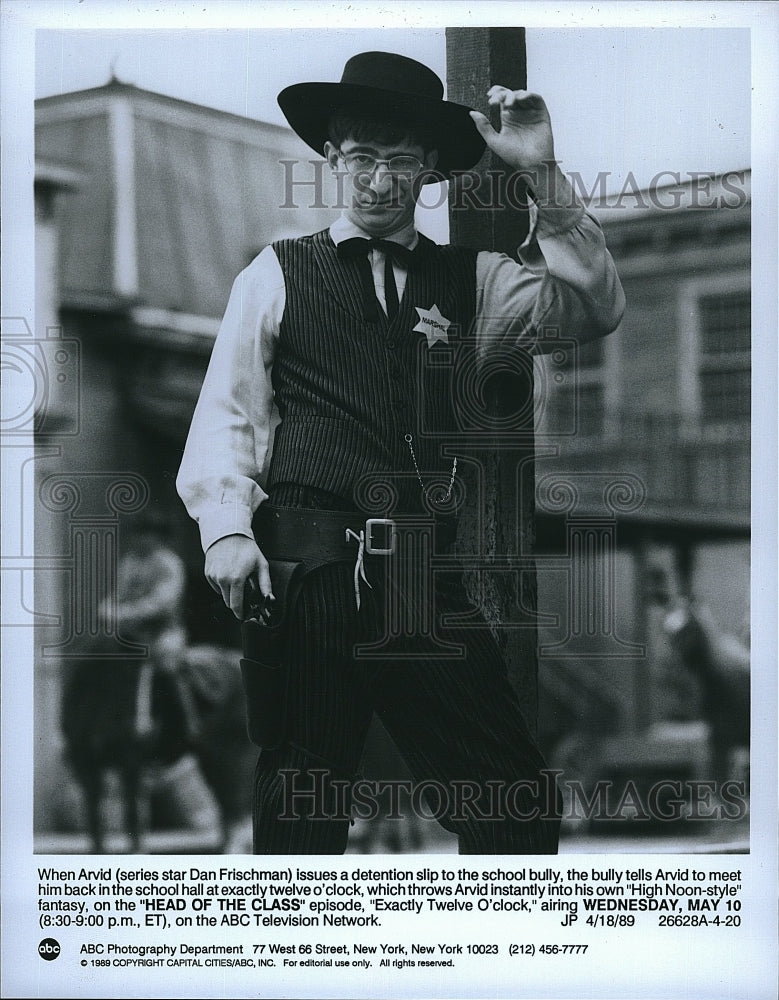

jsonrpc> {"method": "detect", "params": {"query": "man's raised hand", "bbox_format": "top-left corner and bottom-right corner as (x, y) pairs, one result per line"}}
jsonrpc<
(469, 87), (555, 171)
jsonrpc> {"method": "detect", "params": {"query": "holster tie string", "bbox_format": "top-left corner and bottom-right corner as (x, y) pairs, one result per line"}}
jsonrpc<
(344, 528), (373, 610)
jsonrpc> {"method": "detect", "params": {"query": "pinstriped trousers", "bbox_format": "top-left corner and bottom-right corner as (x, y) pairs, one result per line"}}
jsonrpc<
(252, 553), (560, 856)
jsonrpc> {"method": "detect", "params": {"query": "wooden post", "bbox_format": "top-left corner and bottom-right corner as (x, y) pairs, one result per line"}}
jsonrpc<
(446, 28), (529, 252)
(445, 28), (539, 731)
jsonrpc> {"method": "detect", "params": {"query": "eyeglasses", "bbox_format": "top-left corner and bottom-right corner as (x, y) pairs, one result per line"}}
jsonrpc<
(337, 150), (424, 180)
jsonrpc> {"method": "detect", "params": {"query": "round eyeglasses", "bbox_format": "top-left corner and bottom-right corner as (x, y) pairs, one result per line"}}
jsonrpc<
(338, 150), (424, 180)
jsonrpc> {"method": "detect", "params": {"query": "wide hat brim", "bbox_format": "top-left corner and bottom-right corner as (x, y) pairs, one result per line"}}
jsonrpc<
(277, 81), (486, 181)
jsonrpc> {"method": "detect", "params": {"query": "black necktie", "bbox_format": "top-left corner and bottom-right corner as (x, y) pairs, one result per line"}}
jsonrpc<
(337, 238), (417, 322)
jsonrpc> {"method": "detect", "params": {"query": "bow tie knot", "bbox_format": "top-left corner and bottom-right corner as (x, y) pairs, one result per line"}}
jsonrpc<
(337, 237), (417, 268)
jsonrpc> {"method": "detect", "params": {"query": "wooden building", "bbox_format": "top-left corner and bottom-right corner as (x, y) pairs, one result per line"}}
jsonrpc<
(534, 172), (751, 824)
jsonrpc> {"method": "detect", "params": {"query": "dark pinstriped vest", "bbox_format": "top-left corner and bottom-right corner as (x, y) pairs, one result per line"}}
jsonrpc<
(267, 229), (479, 513)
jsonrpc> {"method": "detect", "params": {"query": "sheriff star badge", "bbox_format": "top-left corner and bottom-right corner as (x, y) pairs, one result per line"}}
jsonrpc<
(413, 305), (451, 348)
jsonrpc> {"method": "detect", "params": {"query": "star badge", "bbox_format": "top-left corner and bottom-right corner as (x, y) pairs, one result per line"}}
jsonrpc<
(413, 304), (451, 348)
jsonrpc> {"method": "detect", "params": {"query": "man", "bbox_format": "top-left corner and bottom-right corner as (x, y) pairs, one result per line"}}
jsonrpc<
(61, 519), (206, 852)
(177, 51), (624, 854)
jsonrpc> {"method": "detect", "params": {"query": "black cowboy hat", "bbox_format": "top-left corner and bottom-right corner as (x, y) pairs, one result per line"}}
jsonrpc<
(277, 51), (486, 180)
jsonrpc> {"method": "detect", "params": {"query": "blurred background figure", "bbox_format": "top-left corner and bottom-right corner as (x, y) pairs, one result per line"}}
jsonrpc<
(664, 597), (750, 786)
(60, 517), (255, 853)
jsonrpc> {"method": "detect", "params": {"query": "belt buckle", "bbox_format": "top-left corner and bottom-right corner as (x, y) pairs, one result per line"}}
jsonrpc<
(365, 518), (396, 555)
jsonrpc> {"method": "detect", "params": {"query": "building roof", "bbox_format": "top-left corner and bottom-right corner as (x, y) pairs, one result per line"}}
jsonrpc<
(36, 79), (335, 318)
(35, 159), (84, 191)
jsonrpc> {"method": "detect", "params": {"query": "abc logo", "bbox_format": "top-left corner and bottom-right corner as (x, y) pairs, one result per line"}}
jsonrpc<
(38, 938), (61, 961)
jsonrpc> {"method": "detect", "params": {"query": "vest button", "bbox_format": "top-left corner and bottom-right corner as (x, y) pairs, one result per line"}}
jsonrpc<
(386, 339), (396, 350)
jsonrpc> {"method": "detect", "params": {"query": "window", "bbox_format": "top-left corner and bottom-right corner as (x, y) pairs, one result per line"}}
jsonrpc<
(698, 291), (751, 424)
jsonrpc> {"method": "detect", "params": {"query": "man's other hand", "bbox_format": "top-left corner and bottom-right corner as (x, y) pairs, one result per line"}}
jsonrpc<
(204, 534), (273, 619)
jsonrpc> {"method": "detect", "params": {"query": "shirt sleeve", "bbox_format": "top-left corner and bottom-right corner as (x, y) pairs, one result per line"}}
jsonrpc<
(176, 246), (284, 553)
(475, 195), (625, 358)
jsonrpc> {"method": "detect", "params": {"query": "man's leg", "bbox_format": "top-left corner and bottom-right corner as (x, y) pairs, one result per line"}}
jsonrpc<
(252, 563), (374, 854)
(371, 577), (560, 855)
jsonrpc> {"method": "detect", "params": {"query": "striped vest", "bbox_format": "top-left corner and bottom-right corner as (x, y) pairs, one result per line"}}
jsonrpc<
(268, 229), (479, 512)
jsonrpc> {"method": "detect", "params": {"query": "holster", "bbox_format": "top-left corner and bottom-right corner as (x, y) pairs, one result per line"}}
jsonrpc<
(240, 560), (305, 749)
